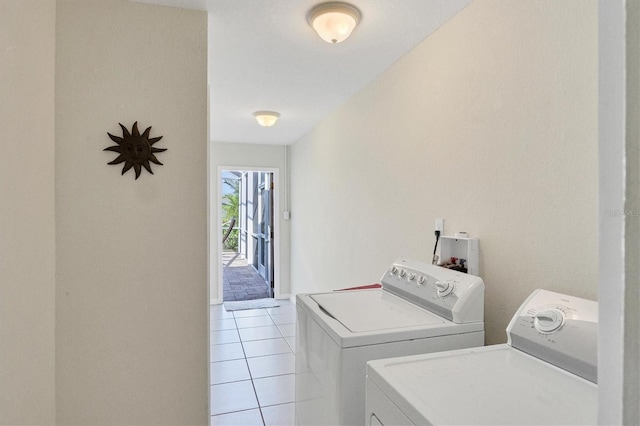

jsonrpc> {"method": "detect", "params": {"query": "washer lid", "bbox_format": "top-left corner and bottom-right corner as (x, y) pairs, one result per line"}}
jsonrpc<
(367, 345), (597, 425)
(310, 290), (443, 333)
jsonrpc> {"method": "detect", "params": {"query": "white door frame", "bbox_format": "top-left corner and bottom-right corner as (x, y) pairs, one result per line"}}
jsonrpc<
(216, 166), (280, 302)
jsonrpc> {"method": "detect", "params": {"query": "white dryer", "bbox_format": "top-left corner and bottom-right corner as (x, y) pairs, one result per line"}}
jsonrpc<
(366, 289), (598, 425)
(295, 257), (485, 426)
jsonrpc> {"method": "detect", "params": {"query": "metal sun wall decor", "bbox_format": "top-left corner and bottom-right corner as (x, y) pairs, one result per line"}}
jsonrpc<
(105, 122), (166, 179)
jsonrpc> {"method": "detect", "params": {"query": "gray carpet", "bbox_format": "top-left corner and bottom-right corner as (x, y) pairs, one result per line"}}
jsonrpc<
(223, 298), (280, 311)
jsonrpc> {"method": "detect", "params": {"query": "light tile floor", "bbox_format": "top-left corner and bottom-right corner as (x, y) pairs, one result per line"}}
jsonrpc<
(211, 301), (296, 426)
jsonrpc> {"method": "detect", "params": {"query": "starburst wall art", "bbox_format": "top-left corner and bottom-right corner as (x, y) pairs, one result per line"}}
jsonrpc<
(104, 122), (167, 179)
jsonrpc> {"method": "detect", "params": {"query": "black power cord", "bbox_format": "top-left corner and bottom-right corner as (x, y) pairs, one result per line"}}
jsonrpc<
(432, 230), (440, 264)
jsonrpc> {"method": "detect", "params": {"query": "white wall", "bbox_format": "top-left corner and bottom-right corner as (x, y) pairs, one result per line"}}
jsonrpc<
(624, 4), (640, 422)
(629, 1), (640, 417)
(290, 0), (598, 345)
(598, 0), (640, 423)
(0, 1), (56, 423)
(55, 1), (208, 423)
(209, 142), (291, 303)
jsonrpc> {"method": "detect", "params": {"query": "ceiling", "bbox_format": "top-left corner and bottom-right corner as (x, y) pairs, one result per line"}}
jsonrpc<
(134, 0), (471, 145)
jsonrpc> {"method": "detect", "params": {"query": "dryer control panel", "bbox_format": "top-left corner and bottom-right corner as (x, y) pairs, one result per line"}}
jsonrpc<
(507, 289), (598, 383)
(381, 257), (484, 324)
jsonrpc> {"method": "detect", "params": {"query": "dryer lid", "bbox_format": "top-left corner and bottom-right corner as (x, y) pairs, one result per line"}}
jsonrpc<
(310, 290), (444, 333)
(366, 345), (597, 425)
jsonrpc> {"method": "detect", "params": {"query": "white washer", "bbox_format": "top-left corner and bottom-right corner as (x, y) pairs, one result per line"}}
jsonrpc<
(366, 289), (598, 425)
(295, 257), (485, 425)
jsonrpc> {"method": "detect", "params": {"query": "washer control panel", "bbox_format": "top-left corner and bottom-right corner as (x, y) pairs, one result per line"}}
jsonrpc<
(382, 257), (484, 324)
(507, 289), (598, 383)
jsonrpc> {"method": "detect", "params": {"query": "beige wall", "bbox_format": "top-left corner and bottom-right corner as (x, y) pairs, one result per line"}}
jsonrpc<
(55, 1), (208, 423)
(0, 0), (56, 423)
(209, 142), (291, 303)
(290, 0), (598, 345)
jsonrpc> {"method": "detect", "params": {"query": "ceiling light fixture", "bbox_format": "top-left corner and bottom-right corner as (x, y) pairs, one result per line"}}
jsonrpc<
(253, 111), (281, 127)
(307, 2), (361, 44)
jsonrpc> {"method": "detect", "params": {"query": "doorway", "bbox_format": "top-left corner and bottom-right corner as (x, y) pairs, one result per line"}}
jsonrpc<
(219, 168), (278, 302)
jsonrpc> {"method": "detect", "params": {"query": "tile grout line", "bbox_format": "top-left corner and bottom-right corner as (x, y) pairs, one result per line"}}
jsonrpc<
(234, 308), (268, 426)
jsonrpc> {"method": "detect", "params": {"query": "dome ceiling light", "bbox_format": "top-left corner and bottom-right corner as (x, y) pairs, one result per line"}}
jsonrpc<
(253, 111), (281, 127)
(307, 2), (361, 44)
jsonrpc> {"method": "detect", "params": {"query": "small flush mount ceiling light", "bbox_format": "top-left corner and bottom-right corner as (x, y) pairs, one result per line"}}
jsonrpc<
(253, 111), (281, 127)
(307, 2), (361, 44)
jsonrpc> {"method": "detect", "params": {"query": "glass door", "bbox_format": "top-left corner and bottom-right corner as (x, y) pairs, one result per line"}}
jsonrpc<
(256, 173), (274, 295)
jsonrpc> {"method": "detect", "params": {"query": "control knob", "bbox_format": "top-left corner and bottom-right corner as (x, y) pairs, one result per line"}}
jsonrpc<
(435, 280), (454, 297)
(398, 269), (406, 278)
(417, 276), (426, 286)
(408, 273), (416, 281)
(389, 266), (398, 275)
(534, 309), (565, 333)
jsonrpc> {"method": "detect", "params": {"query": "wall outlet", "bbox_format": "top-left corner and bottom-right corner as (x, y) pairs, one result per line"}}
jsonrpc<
(435, 218), (444, 234)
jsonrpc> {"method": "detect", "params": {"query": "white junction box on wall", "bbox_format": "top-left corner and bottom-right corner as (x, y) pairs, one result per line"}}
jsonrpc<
(439, 235), (479, 276)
